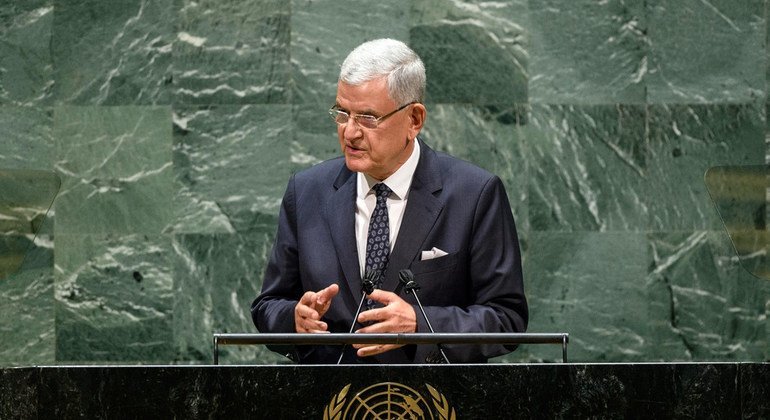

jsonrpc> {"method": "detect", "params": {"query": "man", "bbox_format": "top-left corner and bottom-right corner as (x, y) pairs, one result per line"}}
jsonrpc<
(251, 38), (527, 364)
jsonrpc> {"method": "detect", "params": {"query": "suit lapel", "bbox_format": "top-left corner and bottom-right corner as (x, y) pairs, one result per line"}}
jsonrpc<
(383, 141), (444, 292)
(325, 164), (362, 305)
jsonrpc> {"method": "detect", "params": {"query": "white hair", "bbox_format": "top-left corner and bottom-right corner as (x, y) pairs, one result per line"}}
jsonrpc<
(339, 38), (426, 104)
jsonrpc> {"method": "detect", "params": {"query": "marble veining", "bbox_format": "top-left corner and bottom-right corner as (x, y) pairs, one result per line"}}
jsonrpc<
(52, 0), (173, 105)
(170, 105), (292, 234)
(54, 106), (173, 235)
(174, 0), (290, 104)
(1, 364), (767, 418)
(0, 0), (768, 365)
(54, 234), (174, 362)
(0, 2), (53, 106)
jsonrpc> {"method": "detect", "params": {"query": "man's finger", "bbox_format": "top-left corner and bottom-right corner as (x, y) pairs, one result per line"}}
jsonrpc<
(295, 304), (320, 320)
(355, 344), (401, 357)
(314, 284), (339, 318)
(299, 291), (317, 305)
(295, 286), (338, 333)
(365, 289), (395, 304)
(301, 319), (328, 333)
(355, 323), (391, 334)
(317, 284), (340, 303)
(356, 307), (388, 324)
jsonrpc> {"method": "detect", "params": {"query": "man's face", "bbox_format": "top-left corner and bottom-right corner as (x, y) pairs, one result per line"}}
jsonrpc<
(335, 76), (422, 180)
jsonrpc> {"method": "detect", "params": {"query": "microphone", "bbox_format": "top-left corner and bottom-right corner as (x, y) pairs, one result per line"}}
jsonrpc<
(398, 269), (450, 364)
(336, 270), (379, 364)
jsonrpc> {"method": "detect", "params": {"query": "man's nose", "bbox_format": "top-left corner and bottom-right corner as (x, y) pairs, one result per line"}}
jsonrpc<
(342, 117), (362, 139)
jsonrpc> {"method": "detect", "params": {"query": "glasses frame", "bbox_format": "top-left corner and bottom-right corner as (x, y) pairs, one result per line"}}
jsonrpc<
(328, 101), (418, 129)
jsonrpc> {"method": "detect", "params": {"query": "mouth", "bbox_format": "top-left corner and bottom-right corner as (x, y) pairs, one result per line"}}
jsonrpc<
(345, 144), (366, 155)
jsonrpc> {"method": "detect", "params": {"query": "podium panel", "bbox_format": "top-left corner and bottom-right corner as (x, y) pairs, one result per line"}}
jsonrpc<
(2, 363), (768, 418)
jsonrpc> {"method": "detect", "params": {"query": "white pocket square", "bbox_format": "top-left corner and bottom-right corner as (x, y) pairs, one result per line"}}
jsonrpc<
(421, 247), (448, 261)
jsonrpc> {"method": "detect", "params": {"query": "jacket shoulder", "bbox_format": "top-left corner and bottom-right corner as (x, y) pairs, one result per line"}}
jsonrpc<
(432, 149), (498, 186)
(292, 156), (347, 186)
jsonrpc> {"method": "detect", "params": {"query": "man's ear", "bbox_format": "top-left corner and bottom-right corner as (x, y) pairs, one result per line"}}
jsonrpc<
(408, 103), (427, 139)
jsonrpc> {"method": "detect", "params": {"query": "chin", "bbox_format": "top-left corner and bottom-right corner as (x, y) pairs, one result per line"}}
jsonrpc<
(344, 157), (369, 174)
(345, 157), (366, 172)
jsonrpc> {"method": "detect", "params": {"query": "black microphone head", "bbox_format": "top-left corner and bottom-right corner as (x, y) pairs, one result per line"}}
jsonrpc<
(361, 279), (374, 295)
(362, 270), (378, 294)
(398, 269), (414, 285)
(398, 269), (419, 293)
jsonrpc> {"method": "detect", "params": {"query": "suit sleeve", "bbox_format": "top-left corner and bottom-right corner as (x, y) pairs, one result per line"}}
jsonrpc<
(251, 175), (305, 359)
(417, 175), (528, 362)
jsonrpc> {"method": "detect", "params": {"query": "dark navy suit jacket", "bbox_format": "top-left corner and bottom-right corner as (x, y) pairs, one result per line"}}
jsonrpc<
(251, 140), (527, 363)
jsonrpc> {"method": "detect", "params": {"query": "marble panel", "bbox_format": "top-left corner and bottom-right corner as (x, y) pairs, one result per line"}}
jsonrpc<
(502, 231), (650, 363)
(291, 0), (411, 104)
(0, 106), (53, 170)
(0, 169), (59, 243)
(704, 166), (767, 233)
(741, 362), (770, 418)
(292, 104), (344, 169)
(410, 0), (528, 104)
(0, 368), (38, 417)
(646, 0), (765, 103)
(0, 1), (53, 105)
(172, 231), (285, 364)
(667, 364), (741, 417)
(51, 0), (173, 105)
(54, 106), (173, 235)
(420, 104), (529, 233)
(0, 235), (54, 365)
(528, 0), (646, 104)
(4, 364), (765, 418)
(0, 235), (30, 280)
(0, 0), (764, 368)
(170, 105), (291, 234)
(648, 231), (769, 361)
(174, 0), (290, 105)
(647, 104), (765, 231)
(54, 234), (174, 362)
(704, 165), (770, 281)
(528, 105), (647, 232)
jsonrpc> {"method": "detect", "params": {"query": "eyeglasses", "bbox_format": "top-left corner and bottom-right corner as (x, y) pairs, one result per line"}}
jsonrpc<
(328, 101), (418, 129)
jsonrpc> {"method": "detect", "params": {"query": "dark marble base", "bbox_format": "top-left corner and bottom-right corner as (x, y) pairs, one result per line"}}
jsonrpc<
(2, 363), (768, 418)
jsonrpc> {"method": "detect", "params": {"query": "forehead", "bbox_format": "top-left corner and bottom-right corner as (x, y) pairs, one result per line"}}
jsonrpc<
(335, 77), (395, 112)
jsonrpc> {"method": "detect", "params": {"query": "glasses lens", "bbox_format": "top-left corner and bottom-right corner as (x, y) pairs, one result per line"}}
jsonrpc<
(357, 116), (378, 129)
(330, 110), (348, 125)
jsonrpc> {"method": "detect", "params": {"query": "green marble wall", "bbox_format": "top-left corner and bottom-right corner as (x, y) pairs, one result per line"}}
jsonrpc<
(0, 0), (767, 365)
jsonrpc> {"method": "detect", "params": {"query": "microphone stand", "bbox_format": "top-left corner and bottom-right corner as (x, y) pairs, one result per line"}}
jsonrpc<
(336, 271), (378, 365)
(399, 269), (450, 364)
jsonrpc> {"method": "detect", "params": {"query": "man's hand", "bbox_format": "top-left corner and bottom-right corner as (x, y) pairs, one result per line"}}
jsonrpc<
(354, 289), (417, 357)
(294, 284), (339, 333)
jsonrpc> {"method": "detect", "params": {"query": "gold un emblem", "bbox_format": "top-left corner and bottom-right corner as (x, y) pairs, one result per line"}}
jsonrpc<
(323, 382), (456, 419)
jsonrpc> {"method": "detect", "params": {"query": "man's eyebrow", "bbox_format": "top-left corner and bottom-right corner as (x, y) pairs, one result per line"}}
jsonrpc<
(333, 103), (379, 116)
(348, 107), (380, 117)
(358, 108), (379, 116)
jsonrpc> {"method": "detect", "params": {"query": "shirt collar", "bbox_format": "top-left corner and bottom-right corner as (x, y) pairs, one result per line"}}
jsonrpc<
(357, 138), (421, 200)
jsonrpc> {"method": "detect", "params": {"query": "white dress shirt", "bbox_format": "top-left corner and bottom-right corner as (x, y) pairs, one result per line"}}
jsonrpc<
(355, 139), (421, 277)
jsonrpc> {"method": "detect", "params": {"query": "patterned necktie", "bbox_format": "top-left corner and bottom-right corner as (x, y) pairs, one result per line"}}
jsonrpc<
(365, 183), (391, 291)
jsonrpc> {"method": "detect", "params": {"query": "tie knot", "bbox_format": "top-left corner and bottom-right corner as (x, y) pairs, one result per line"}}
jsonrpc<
(373, 183), (391, 199)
